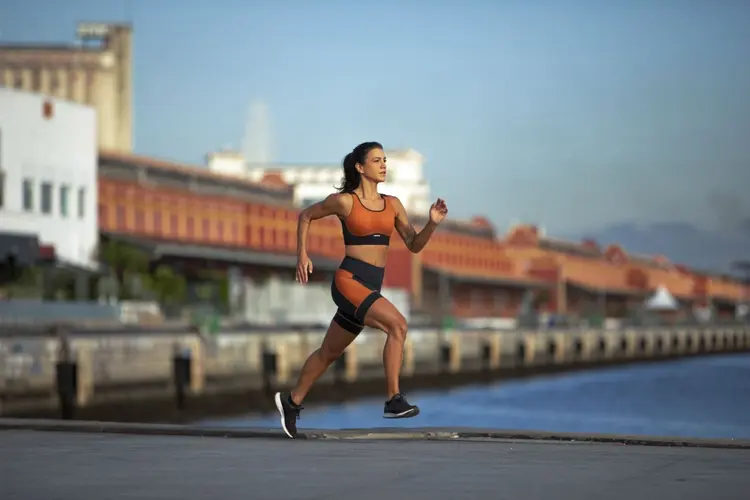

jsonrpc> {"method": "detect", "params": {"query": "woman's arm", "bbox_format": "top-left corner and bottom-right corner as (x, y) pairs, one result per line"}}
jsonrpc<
(392, 196), (448, 253)
(296, 193), (350, 283)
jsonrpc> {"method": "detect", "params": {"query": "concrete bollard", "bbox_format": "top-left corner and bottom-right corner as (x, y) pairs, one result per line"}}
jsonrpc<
(172, 343), (192, 410)
(671, 331), (680, 354)
(655, 335), (664, 356)
(618, 336), (628, 357)
(438, 333), (461, 373)
(439, 341), (452, 372)
(480, 341), (492, 371)
(56, 361), (77, 419)
(573, 337), (583, 361)
(261, 345), (277, 396)
(484, 333), (502, 370)
(516, 339), (526, 366)
(637, 335), (647, 356)
(596, 336), (607, 359)
(55, 330), (77, 420)
(546, 336), (558, 364)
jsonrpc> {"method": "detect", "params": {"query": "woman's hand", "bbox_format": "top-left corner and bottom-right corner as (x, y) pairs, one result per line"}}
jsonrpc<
(296, 252), (314, 284)
(429, 198), (448, 225)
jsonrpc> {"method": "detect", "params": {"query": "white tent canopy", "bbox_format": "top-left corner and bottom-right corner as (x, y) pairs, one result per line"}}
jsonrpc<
(645, 285), (679, 311)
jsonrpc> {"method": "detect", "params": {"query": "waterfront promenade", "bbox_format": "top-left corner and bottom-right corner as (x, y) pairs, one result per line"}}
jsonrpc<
(2, 419), (749, 499)
(2, 324), (749, 422)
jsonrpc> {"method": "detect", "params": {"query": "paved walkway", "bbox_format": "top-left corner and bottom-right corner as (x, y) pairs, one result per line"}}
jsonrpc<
(1, 421), (750, 499)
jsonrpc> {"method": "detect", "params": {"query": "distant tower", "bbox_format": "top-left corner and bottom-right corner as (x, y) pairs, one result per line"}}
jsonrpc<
(242, 99), (273, 166)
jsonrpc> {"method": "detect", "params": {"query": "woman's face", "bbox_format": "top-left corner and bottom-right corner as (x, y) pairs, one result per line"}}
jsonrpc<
(357, 147), (387, 183)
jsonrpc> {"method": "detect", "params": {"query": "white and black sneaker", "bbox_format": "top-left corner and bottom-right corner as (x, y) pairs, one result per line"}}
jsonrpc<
(383, 393), (420, 419)
(274, 392), (303, 439)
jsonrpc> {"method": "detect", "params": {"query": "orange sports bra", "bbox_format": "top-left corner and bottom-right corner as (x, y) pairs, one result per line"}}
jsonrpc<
(340, 193), (397, 246)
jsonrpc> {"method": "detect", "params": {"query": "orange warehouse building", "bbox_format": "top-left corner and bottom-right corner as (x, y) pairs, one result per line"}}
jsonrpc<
(96, 151), (749, 321)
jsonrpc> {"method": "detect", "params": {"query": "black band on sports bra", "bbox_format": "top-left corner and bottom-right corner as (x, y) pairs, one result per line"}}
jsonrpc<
(340, 219), (391, 246)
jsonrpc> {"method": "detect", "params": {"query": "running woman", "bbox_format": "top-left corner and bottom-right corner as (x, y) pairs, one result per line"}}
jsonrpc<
(274, 141), (448, 438)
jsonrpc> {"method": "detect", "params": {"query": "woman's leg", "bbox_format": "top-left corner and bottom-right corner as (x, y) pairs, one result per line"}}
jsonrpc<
(289, 318), (357, 405)
(362, 296), (408, 400)
(275, 317), (358, 438)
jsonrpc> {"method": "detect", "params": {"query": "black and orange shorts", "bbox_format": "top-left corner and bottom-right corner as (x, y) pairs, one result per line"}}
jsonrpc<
(331, 256), (385, 335)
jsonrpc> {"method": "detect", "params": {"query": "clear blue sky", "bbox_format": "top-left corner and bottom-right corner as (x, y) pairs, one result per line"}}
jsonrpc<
(3, 0), (749, 236)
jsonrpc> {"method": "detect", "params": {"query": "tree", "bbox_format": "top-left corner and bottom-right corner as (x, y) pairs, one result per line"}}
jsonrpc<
(95, 240), (151, 300)
(148, 264), (187, 306)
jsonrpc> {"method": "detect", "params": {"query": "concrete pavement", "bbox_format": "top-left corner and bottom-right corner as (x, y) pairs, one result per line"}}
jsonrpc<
(2, 417), (750, 449)
(2, 421), (750, 499)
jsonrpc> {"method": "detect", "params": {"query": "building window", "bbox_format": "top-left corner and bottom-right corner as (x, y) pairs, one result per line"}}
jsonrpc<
(21, 179), (34, 211)
(135, 210), (145, 231)
(187, 217), (195, 238)
(77, 187), (85, 218)
(116, 205), (126, 228)
(202, 219), (210, 239)
(59, 185), (69, 217)
(170, 214), (179, 236)
(154, 211), (163, 233)
(41, 182), (53, 214)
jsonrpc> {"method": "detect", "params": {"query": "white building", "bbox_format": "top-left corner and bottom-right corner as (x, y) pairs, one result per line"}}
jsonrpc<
(207, 148), (433, 215)
(0, 87), (98, 270)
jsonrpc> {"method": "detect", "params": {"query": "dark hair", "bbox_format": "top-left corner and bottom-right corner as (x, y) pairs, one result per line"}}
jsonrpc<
(336, 141), (383, 193)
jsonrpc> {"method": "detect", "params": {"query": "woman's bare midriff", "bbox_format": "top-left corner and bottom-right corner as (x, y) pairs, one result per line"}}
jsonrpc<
(345, 245), (390, 268)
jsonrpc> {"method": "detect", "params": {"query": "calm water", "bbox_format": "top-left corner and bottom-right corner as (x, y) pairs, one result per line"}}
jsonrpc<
(199, 353), (750, 439)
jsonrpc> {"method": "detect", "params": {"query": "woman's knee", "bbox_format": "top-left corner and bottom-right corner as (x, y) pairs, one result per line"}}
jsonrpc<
(387, 315), (408, 343)
(317, 319), (357, 363)
(363, 296), (408, 342)
(318, 344), (343, 363)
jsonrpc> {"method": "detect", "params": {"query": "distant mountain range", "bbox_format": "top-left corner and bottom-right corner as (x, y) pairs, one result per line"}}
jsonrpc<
(568, 221), (750, 273)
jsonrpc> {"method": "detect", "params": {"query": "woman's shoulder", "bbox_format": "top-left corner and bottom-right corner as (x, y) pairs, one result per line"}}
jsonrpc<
(324, 192), (354, 213)
(329, 191), (353, 201)
(382, 194), (403, 208)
